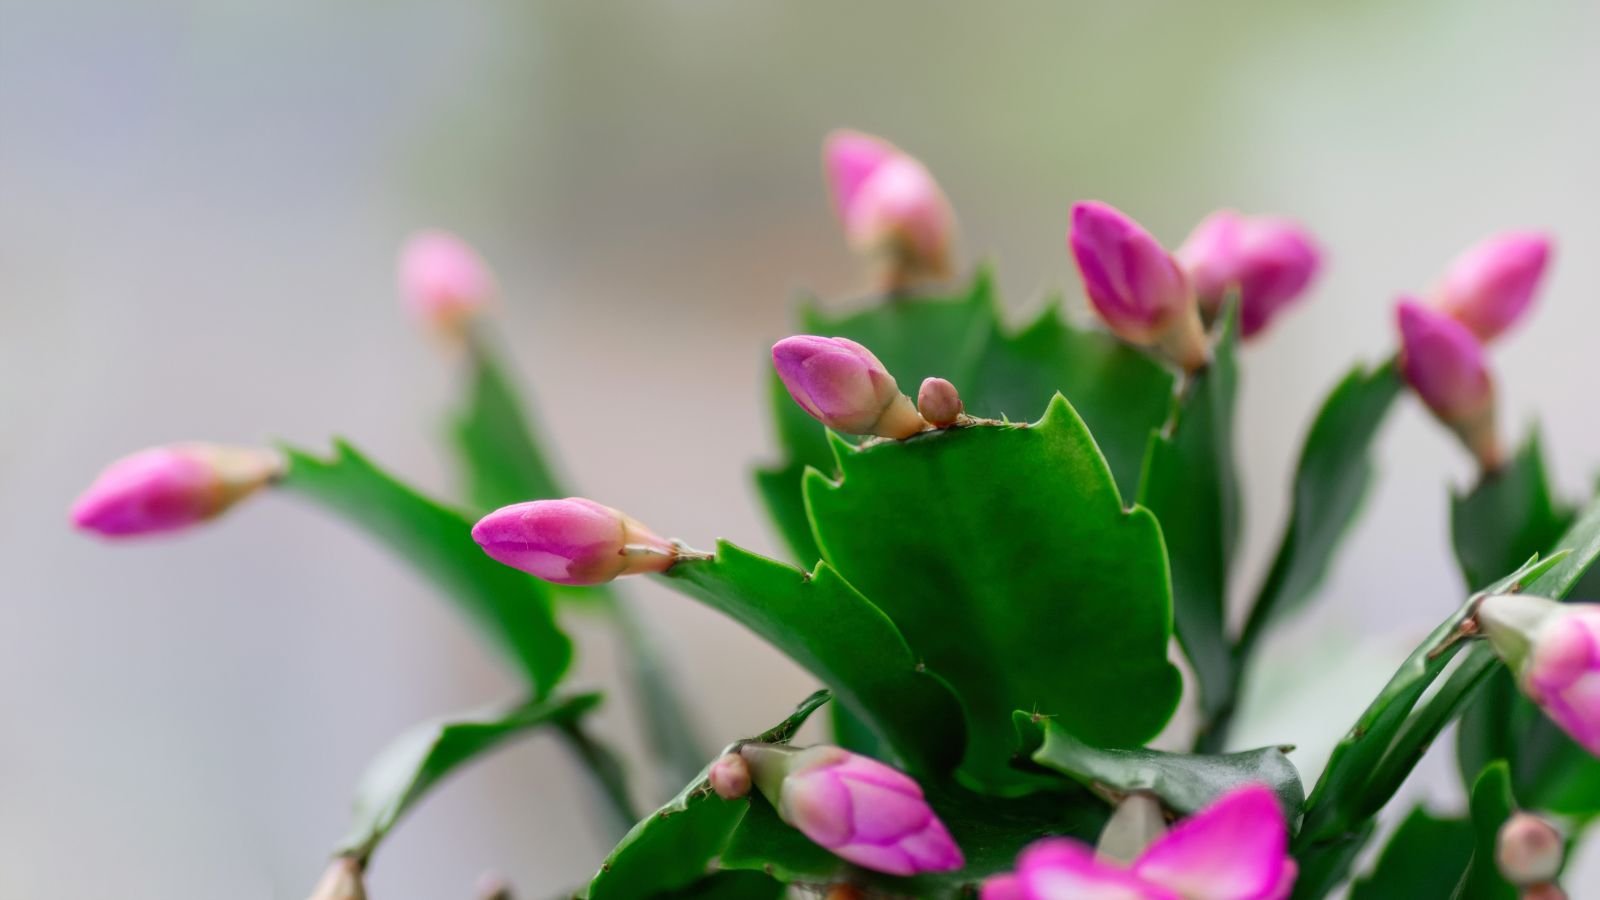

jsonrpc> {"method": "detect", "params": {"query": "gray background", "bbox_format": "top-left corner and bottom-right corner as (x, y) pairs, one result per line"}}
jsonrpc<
(4, 1), (1599, 897)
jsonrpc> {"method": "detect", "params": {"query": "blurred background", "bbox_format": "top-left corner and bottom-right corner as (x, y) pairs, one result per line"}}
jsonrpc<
(4, 1), (1600, 897)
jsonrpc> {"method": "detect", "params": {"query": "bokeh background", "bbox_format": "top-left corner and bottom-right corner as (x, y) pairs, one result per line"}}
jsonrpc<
(5, 2), (1600, 897)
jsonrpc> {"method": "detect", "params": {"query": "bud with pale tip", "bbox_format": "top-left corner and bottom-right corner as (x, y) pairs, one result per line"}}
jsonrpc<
(1497, 812), (1564, 887)
(71, 443), (282, 539)
(1476, 593), (1600, 757)
(471, 498), (677, 586)
(772, 335), (927, 439)
(708, 752), (751, 800)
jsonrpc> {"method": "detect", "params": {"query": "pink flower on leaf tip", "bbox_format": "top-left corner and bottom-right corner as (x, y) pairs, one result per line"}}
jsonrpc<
(740, 743), (964, 877)
(1396, 299), (1500, 468)
(982, 784), (1295, 900)
(1177, 210), (1322, 339)
(471, 498), (676, 586)
(823, 129), (955, 286)
(398, 229), (495, 329)
(772, 335), (927, 438)
(1433, 231), (1552, 343)
(1069, 201), (1208, 371)
(70, 443), (281, 539)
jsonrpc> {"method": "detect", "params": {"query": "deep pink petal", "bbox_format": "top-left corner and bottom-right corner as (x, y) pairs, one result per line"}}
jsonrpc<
(1017, 839), (1173, 900)
(1396, 299), (1492, 422)
(1133, 784), (1288, 900)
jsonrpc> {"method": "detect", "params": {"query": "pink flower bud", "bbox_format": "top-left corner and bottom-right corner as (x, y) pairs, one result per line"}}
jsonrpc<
(1177, 210), (1322, 339)
(398, 229), (496, 330)
(309, 857), (366, 900)
(1433, 232), (1552, 343)
(70, 443), (281, 539)
(1069, 201), (1208, 371)
(1523, 884), (1569, 900)
(1396, 299), (1501, 470)
(1497, 813), (1564, 886)
(823, 130), (955, 289)
(708, 752), (751, 800)
(470, 498), (676, 586)
(739, 743), (963, 876)
(771, 335), (927, 439)
(916, 377), (964, 428)
(983, 783), (1294, 900)
(1479, 594), (1600, 758)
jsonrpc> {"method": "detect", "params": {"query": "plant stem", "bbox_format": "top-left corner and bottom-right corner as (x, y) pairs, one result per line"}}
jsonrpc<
(603, 591), (709, 789)
(556, 716), (638, 838)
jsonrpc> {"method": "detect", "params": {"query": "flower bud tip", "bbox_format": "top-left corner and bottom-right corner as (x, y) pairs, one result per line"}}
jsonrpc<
(772, 335), (926, 439)
(1497, 813), (1564, 886)
(1397, 298), (1500, 470)
(824, 130), (955, 289)
(1435, 231), (1552, 343)
(398, 229), (495, 331)
(71, 443), (281, 539)
(916, 377), (964, 427)
(471, 498), (676, 585)
(1177, 209), (1322, 338)
(709, 752), (752, 800)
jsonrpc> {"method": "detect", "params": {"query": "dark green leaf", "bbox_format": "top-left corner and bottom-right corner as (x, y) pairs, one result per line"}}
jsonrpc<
(1017, 713), (1303, 820)
(804, 395), (1182, 786)
(1137, 301), (1241, 723)
(1348, 807), (1473, 900)
(1244, 359), (1402, 646)
(719, 779), (1106, 899)
(582, 692), (829, 900)
(451, 332), (566, 512)
(1457, 761), (1517, 900)
(662, 542), (965, 775)
(1450, 432), (1571, 592)
(279, 441), (571, 695)
(658, 871), (783, 899)
(338, 692), (600, 862)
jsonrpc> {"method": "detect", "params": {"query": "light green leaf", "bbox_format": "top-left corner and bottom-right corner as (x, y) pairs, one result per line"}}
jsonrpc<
(582, 692), (829, 900)
(279, 441), (571, 695)
(1138, 301), (1241, 725)
(451, 332), (566, 513)
(1017, 713), (1303, 820)
(1348, 806), (1473, 900)
(1450, 432), (1571, 592)
(1457, 761), (1518, 900)
(804, 394), (1181, 786)
(338, 692), (600, 862)
(662, 542), (965, 775)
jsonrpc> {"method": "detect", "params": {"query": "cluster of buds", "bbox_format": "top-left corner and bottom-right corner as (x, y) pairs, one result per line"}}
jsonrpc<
(70, 443), (282, 539)
(736, 743), (964, 876)
(1475, 593), (1600, 756)
(1396, 232), (1553, 472)
(982, 784), (1295, 900)
(824, 130), (956, 292)
(397, 228), (496, 334)
(471, 498), (681, 586)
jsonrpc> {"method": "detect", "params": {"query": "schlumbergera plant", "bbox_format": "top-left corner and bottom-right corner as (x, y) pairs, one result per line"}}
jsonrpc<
(70, 128), (1600, 900)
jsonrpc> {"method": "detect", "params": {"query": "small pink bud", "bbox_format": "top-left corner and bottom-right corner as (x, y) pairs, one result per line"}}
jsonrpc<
(1433, 232), (1552, 343)
(398, 229), (496, 330)
(1396, 299), (1501, 470)
(1523, 884), (1569, 900)
(1177, 210), (1322, 338)
(1069, 201), (1208, 371)
(708, 752), (751, 800)
(71, 443), (281, 539)
(308, 857), (366, 900)
(1479, 594), (1600, 758)
(823, 130), (955, 289)
(772, 335), (927, 439)
(739, 743), (963, 876)
(1497, 813), (1564, 886)
(916, 377), (964, 428)
(470, 498), (676, 586)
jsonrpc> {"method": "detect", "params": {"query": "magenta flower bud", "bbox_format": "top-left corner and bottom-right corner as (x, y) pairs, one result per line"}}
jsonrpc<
(917, 377), (964, 428)
(471, 498), (676, 586)
(739, 743), (963, 876)
(824, 129), (955, 289)
(1177, 210), (1322, 339)
(397, 229), (496, 331)
(1478, 594), (1600, 758)
(1497, 813), (1564, 886)
(983, 783), (1295, 900)
(1069, 201), (1208, 371)
(708, 752), (752, 800)
(1433, 231), (1552, 343)
(1396, 299), (1501, 470)
(70, 443), (282, 539)
(772, 335), (927, 439)
(309, 857), (367, 900)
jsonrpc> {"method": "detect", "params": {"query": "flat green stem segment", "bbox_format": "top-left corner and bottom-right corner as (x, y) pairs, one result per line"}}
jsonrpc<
(451, 330), (566, 512)
(1347, 806), (1473, 899)
(1450, 432), (1571, 592)
(338, 692), (601, 863)
(1457, 761), (1517, 900)
(804, 394), (1181, 786)
(1016, 713), (1303, 820)
(278, 441), (571, 696)
(661, 542), (965, 775)
(1242, 358), (1402, 653)
(581, 692), (829, 900)
(1138, 301), (1241, 726)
